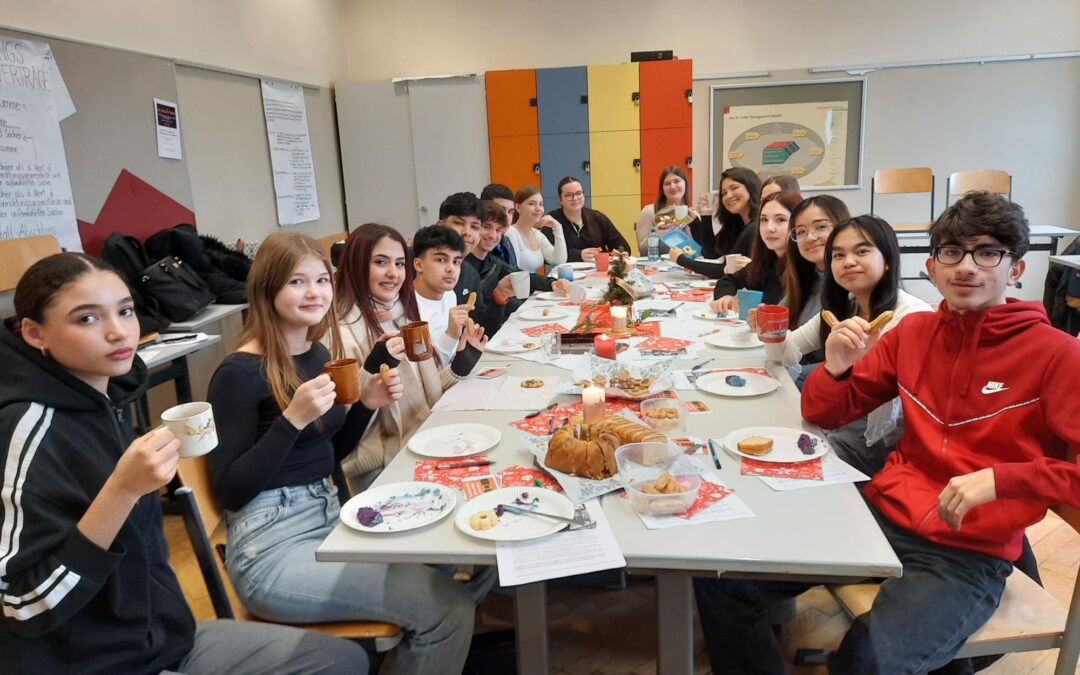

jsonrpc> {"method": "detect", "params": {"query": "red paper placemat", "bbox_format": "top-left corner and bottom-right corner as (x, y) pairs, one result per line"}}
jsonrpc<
(496, 465), (563, 492)
(740, 457), (824, 480)
(668, 288), (713, 302)
(413, 455), (493, 489)
(509, 400), (641, 435)
(680, 480), (735, 519)
(520, 323), (569, 337)
(635, 335), (693, 352)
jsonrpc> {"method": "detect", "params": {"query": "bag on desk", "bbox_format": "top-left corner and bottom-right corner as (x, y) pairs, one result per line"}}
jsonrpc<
(141, 256), (215, 322)
(100, 232), (171, 335)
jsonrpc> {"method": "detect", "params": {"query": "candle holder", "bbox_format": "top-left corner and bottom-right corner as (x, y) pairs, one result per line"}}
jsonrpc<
(610, 305), (629, 334)
(582, 385), (606, 424)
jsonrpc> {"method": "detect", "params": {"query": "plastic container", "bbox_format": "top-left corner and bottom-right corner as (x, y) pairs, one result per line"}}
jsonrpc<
(639, 397), (687, 436)
(615, 442), (701, 516)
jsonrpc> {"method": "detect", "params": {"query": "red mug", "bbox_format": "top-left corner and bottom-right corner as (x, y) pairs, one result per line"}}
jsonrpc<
(595, 251), (610, 273)
(757, 305), (790, 343)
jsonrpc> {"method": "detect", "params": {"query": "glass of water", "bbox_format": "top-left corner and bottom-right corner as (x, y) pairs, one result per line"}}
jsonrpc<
(541, 332), (561, 361)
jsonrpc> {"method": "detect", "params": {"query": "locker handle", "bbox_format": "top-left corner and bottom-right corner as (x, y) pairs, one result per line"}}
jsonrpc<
(633, 158), (641, 170)
(685, 88), (693, 103)
(580, 95), (588, 104)
(529, 97), (538, 107)
(685, 156), (693, 168)
(583, 161), (590, 174)
(631, 91), (640, 104)
(533, 163), (541, 175)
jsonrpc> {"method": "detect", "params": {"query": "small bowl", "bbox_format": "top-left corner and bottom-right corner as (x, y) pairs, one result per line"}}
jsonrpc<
(615, 442), (701, 516)
(639, 397), (687, 436)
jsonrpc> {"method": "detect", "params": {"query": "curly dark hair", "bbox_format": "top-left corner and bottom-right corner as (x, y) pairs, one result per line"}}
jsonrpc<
(929, 191), (1029, 259)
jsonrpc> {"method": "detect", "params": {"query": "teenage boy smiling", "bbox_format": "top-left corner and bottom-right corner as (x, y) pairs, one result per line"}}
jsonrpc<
(694, 192), (1080, 674)
(412, 225), (474, 365)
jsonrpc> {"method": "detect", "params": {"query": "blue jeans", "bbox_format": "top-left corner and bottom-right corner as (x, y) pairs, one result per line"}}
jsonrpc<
(225, 480), (495, 675)
(693, 505), (1011, 675)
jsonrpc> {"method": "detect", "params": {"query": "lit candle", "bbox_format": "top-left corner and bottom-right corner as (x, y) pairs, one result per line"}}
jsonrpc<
(594, 333), (616, 359)
(582, 385), (606, 423)
(610, 305), (628, 333)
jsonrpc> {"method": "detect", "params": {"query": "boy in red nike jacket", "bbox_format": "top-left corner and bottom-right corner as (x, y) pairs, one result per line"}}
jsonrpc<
(695, 193), (1080, 675)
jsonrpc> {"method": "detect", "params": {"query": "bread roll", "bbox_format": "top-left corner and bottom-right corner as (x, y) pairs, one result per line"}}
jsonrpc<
(737, 435), (774, 456)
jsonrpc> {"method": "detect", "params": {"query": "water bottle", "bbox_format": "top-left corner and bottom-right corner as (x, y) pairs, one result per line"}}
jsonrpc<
(647, 226), (659, 263)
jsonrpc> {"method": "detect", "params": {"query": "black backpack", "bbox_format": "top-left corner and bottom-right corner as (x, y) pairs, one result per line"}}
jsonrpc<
(1044, 238), (1080, 335)
(99, 232), (170, 335)
(145, 225), (247, 304)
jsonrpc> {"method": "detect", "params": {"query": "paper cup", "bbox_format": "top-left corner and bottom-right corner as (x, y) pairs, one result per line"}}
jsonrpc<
(736, 289), (764, 321)
(757, 304), (790, 343)
(674, 205), (689, 220)
(510, 271), (530, 299)
(161, 402), (218, 458)
(724, 254), (740, 274)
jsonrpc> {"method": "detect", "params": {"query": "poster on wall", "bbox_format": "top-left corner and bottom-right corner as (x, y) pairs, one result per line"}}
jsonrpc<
(154, 98), (182, 160)
(260, 79), (320, 226)
(722, 101), (848, 187)
(0, 37), (81, 250)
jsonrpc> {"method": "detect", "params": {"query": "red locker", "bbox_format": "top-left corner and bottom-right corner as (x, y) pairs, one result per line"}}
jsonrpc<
(639, 59), (692, 130)
(640, 126), (693, 206)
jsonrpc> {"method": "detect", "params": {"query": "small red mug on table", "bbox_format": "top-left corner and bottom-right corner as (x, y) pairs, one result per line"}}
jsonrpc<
(756, 305), (789, 344)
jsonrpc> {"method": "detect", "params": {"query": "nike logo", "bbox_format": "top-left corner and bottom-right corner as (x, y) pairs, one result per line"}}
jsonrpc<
(981, 381), (1008, 394)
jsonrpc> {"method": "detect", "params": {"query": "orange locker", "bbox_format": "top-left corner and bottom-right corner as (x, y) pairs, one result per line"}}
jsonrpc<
(639, 59), (692, 130)
(489, 135), (541, 193)
(639, 126), (693, 206)
(485, 69), (538, 137)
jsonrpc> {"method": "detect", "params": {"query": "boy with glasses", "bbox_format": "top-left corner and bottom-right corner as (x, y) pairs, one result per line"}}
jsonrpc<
(695, 192), (1080, 674)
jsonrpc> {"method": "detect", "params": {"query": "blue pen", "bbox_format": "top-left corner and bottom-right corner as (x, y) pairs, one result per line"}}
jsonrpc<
(691, 358), (718, 371)
(707, 438), (723, 470)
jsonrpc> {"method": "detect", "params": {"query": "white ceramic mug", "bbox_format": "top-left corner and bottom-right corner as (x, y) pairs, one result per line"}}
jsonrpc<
(567, 282), (587, 304)
(161, 401), (218, 458)
(510, 271), (530, 299)
(674, 204), (689, 220)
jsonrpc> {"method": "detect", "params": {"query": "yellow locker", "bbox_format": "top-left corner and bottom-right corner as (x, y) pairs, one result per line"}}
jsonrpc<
(587, 63), (640, 133)
(591, 195), (645, 254)
(589, 130), (640, 197)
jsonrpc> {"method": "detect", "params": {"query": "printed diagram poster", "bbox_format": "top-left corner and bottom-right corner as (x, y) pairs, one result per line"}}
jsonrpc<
(0, 38), (81, 250)
(722, 101), (848, 187)
(154, 98), (182, 160)
(260, 79), (319, 226)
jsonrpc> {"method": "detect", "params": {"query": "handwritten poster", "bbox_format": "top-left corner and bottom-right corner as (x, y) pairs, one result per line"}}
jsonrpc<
(0, 38), (80, 250)
(260, 79), (319, 226)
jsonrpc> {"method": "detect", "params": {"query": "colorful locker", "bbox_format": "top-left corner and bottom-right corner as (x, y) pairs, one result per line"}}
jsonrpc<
(485, 70), (541, 191)
(536, 66), (591, 206)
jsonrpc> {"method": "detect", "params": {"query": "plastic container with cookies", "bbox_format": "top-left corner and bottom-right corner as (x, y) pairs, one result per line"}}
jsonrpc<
(615, 442), (701, 516)
(639, 397), (686, 435)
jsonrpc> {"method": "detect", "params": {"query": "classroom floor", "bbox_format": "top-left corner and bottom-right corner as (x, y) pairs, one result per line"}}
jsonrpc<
(165, 511), (1079, 674)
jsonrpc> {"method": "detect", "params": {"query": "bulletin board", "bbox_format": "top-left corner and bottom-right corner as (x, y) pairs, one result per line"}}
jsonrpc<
(710, 78), (865, 190)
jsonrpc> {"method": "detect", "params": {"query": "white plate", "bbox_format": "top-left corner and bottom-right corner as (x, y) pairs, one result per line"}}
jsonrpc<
(690, 280), (717, 289)
(407, 423), (501, 458)
(340, 481), (456, 533)
(486, 339), (543, 354)
(706, 330), (763, 349)
(567, 262), (594, 270)
(534, 291), (570, 301)
(721, 426), (830, 463)
(695, 372), (779, 397)
(518, 307), (571, 321)
(455, 487), (574, 541)
(692, 309), (745, 324)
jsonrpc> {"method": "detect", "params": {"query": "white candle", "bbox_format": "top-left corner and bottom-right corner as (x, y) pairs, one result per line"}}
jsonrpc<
(582, 385), (606, 423)
(610, 305), (628, 333)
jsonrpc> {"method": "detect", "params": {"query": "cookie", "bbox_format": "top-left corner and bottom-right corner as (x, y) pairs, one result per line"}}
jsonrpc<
(521, 378), (545, 388)
(821, 309), (839, 328)
(469, 510), (499, 530)
(466, 291), (477, 306)
(379, 363), (390, 384)
(868, 310), (894, 333)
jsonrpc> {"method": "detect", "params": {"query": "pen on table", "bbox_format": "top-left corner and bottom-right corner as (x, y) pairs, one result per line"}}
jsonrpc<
(691, 357), (719, 371)
(696, 328), (721, 338)
(435, 459), (495, 470)
(158, 334), (200, 344)
(707, 438), (723, 470)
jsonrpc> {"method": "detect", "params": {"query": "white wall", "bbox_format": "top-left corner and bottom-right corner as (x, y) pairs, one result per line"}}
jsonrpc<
(342, 0), (1078, 80)
(0, 0), (348, 86)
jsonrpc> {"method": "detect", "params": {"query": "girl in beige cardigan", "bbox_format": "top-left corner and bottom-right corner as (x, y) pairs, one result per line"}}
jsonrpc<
(329, 224), (485, 490)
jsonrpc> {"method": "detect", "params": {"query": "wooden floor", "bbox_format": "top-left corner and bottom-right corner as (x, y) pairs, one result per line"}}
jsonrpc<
(165, 511), (1079, 674)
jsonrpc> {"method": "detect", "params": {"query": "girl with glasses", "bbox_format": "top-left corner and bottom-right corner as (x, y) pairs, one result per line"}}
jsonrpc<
(544, 176), (630, 262)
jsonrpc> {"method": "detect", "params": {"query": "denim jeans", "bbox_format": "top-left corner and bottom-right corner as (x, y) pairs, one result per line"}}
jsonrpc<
(693, 504), (1011, 675)
(225, 479), (495, 675)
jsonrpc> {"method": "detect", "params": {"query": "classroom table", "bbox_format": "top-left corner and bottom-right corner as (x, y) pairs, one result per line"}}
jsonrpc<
(168, 303), (248, 332)
(132, 334), (221, 433)
(316, 265), (901, 674)
(1050, 255), (1080, 271)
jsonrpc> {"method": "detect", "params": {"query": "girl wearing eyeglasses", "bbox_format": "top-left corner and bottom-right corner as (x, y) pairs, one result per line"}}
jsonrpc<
(778, 195), (852, 331)
(545, 176), (630, 262)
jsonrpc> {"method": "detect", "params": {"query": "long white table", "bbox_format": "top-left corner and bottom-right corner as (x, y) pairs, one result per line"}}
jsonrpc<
(1050, 255), (1080, 271)
(317, 265), (901, 674)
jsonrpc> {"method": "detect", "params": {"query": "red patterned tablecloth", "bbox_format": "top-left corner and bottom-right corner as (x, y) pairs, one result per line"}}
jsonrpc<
(740, 457), (824, 480)
(496, 465), (562, 492)
(413, 455), (493, 489)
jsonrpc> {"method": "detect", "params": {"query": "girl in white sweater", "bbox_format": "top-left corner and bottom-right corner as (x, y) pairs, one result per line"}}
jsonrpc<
(505, 185), (567, 273)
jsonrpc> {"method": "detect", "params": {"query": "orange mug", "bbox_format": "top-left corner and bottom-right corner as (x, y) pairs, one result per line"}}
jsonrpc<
(401, 321), (434, 362)
(324, 358), (361, 404)
(757, 305), (790, 344)
(595, 251), (610, 273)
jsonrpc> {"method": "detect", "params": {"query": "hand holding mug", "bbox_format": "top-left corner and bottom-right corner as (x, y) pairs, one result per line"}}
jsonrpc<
(283, 373), (336, 429)
(551, 278), (571, 296)
(108, 427), (181, 499)
(581, 247), (599, 263)
(747, 305), (761, 333)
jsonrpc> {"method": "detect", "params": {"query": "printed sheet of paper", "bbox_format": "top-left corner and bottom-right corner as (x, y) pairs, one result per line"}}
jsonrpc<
(633, 473), (755, 530)
(495, 500), (625, 586)
(260, 79), (320, 225)
(154, 98), (182, 160)
(431, 376), (560, 411)
(757, 453), (870, 491)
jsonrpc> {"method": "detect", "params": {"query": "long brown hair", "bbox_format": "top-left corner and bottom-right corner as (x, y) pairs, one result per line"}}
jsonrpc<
(652, 165), (691, 213)
(240, 231), (344, 412)
(782, 195), (850, 326)
(714, 167), (763, 254)
(513, 185), (542, 225)
(334, 223), (420, 343)
(745, 190), (803, 288)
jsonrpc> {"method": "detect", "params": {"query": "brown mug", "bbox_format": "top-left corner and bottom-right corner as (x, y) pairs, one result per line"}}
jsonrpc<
(324, 358), (361, 404)
(401, 321), (433, 362)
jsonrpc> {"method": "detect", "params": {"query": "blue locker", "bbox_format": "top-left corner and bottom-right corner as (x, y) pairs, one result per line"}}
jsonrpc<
(536, 67), (589, 135)
(539, 132), (591, 209)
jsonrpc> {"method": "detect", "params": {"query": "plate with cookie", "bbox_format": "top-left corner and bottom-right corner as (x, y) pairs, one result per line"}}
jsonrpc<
(408, 423), (502, 458)
(341, 481), (456, 533)
(486, 339), (542, 354)
(720, 426), (829, 463)
(455, 487), (575, 541)
(695, 372), (779, 398)
(518, 307), (571, 321)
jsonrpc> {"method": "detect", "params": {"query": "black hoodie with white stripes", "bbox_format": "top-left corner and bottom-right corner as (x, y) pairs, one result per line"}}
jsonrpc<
(0, 319), (194, 674)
